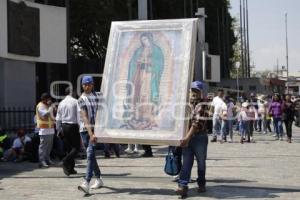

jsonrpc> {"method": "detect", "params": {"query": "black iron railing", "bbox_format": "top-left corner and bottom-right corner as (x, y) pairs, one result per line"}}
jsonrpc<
(0, 107), (35, 134)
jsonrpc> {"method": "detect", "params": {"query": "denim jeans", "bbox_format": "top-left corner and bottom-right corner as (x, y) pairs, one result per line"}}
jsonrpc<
(178, 134), (208, 188)
(221, 120), (227, 139)
(240, 120), (249, 138)
(273, 117), (283, 138)
(85, 142), (101, 183)
(226, 120), (233, 140)
(212, 116), (221, 139)
(80, 131), (89, 149)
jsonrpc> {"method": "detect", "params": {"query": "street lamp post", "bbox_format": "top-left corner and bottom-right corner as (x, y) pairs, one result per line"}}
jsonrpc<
(236, 61), (240, 100)
(285, 13), (289, 94)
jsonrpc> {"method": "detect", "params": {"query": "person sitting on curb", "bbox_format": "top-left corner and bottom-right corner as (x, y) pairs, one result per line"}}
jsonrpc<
(2, 128), (32, 162)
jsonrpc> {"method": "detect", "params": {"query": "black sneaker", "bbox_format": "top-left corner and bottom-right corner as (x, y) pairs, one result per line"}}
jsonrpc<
(141, 153), (153, 157)
(69, 169), (77, 175)
(62, 164), (70, 176)
(175, 186), (188, 199)
(210, 138), (217, 142)
(198, 185), (206, 193)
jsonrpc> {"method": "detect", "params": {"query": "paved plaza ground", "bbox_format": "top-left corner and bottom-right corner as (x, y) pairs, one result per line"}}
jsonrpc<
(1, 126), (300, 200)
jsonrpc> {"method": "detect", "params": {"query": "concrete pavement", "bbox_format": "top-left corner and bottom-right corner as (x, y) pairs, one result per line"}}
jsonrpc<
(1, 126), (300, 200)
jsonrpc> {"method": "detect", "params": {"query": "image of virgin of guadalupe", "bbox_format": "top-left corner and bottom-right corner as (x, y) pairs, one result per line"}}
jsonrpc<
(123, 32), (164, 130)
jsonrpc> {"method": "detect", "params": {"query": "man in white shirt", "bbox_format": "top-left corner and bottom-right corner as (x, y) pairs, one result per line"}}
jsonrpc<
(56, 87), (80, 176)
(36, 93), (55, 168)
(209, 89), (226, 142)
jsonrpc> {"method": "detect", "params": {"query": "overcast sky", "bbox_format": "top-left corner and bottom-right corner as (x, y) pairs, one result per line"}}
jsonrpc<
(229, 0), (300, 73)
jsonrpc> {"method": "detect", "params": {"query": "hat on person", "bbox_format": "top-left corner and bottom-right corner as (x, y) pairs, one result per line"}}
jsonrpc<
(257, 95), (263, 100)
(82, 76), (94, 84)
(40, 93), (51, 101)
(191, 81), (203, 91)
(257, 95), (264, 100)
(242, 102), (249, 108)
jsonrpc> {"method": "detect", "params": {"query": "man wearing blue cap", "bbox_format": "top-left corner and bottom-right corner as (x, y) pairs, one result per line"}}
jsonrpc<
(77, 76), (103, 194)
(176, 81), (209, 198)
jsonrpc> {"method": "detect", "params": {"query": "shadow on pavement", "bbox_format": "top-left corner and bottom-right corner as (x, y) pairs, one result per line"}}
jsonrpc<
(0, 162), (41, 178)
(208, 178), (255, 184)
(93, 186), (176, 196)
(1, 173), (131, 179)
(88, 184), (300, 199)
(196, 185), (300, 199)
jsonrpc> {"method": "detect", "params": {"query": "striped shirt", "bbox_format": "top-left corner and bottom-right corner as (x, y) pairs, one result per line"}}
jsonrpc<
(77, 92), (102, 132)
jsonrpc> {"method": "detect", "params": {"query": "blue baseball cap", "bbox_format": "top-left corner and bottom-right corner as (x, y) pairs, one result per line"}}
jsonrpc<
(82, 76), (94, 84)
(191, 81), (203, 91)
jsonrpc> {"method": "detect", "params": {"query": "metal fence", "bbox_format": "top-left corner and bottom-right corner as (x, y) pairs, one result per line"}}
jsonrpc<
(0, 107), (35, 134)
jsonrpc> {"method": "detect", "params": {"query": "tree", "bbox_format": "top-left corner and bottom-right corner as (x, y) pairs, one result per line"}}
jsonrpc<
(69, 0), (236, 78)
(70, 0), (134, 60)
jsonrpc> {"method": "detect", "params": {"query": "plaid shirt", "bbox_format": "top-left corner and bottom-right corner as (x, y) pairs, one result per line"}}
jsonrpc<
(78, 92), (101, 132)
(190, 97), (208, 132)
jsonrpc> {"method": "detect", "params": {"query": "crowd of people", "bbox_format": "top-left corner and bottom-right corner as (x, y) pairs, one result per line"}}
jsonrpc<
(208, 90), (299, 144)
(1, 77), (300, 198)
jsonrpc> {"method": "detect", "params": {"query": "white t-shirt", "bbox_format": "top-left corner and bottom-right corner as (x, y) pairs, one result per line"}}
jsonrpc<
(211, 96), (226, 117)
(12, 136), (31, 149)
(257, 101), (266, 114)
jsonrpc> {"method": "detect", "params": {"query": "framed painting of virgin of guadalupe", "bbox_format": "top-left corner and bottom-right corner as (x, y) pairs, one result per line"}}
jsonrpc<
(95, 19), (198, 146)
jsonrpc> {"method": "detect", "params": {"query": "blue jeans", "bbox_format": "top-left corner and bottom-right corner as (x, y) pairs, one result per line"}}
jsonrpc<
(85, 142), (101, 183)
(240, 120), (249, 138)
(80, 131), (89, 149)
(221, 120), (227, 139)
(178, 134), (208, 187)
(212, 116), (221, 138)
(273, 117), (283, 138)
(226, 120), (233, 140)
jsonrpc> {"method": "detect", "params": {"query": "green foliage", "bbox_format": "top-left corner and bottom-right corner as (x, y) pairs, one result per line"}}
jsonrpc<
(70, 0), (134, 59)
(69, 0), (236, 78)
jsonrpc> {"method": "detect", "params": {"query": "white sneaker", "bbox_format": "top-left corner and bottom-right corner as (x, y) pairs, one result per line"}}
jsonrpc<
(280, 137), (283, 141)
(78, 180), (90, 194)
(173, 174), (180, 181)
(90, 178), (103, 189)
(124, 148), (133, 154)
(133, 148), (139, 153)
(46, 160), (55, 165)
(39, 161), (49, 168)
